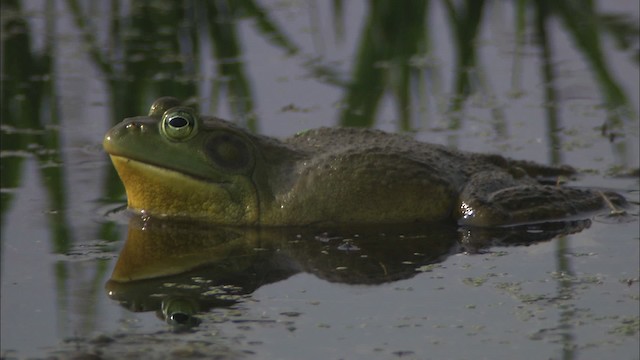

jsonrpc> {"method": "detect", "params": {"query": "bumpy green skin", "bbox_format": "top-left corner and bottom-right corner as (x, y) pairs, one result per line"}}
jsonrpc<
(103, 98), (625, 227)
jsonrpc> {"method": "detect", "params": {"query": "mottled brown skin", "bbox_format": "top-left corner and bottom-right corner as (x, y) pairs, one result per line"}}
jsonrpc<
(103, 97), (625, 227)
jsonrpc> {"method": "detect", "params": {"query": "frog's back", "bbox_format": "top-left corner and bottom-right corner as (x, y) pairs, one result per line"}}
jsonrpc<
(287, 127), (576, 180)
(286, 127), (445, 156)
(285, 127), (507, 181)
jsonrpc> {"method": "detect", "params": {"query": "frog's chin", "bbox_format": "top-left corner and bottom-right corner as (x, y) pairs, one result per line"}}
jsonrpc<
(108, 156), (258, 224)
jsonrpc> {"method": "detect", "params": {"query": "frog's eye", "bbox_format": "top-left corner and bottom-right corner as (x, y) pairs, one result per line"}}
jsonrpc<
(161, 107), (198, 141)
(205, 132), (253, 172)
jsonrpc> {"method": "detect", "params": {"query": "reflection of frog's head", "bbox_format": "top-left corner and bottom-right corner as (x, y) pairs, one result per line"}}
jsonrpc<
(105, 216), (297, 323)
(108, 215), (263, 282)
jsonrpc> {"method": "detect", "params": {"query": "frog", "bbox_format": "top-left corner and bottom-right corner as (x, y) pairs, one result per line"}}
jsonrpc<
(103, 97), (626, 227)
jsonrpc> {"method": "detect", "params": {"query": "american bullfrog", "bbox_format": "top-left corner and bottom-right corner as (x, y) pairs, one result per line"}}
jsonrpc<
(103, 97), (625, 227)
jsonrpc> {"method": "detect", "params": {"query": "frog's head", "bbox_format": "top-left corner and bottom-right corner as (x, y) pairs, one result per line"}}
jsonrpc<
(103, 97), (266, 225)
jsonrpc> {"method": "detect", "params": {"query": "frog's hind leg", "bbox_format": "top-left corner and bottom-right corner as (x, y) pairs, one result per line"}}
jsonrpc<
(457, 171), (625, 227)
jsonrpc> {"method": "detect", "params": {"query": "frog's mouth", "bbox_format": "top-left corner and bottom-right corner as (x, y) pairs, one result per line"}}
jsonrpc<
(107, 150), (232, 184)
(108, 156), (259, 224)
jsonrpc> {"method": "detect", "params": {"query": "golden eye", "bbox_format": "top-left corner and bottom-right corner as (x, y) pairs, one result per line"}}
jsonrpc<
(161, 107), (198, 141)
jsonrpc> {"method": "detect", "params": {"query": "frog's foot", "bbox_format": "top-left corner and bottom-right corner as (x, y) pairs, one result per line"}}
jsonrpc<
(457, 184), (626, 227)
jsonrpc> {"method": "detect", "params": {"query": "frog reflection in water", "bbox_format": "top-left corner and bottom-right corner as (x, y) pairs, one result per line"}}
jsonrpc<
(103, 97), (625, 226)
(106, 216), (591, 329)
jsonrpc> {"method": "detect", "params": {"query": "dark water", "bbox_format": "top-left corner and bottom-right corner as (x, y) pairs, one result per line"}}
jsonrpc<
(1, 1), (638, 359)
